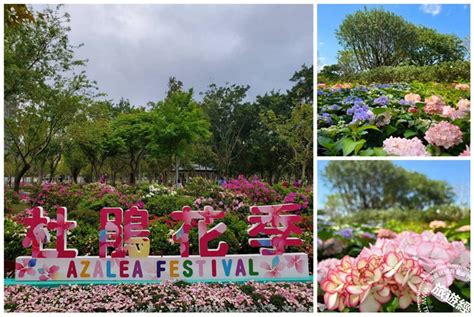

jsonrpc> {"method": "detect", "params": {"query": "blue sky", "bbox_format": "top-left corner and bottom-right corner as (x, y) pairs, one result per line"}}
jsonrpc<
(317, 4), (471, 67)
(317, 160), (471, 208)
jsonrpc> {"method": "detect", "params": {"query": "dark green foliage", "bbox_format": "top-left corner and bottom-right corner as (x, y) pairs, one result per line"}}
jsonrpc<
(144, 195), (194, 217)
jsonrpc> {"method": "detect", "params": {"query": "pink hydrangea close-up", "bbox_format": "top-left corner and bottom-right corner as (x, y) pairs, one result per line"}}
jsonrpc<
(424, 121), (463, 149)
(457, 98), (470, 112)
(317, 258), (340, 282)
(404, 93), (421, 104)
(423, 95), (445, 115)
(383, 137), (430, 156)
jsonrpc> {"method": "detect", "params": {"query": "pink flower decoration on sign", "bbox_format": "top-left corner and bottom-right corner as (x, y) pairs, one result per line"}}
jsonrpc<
(16, 259), (36, 278)
(38, 264), (60, 281)
(285, 255), (305, 273)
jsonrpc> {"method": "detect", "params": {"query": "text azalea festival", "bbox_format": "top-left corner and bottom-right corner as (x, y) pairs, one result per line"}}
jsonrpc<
(15, 204), (309, 281)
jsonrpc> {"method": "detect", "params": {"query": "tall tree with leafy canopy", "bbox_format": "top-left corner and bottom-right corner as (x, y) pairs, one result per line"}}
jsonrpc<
(336, 8), (416, 70)
(323, 161), (455, 214)
(111, 111), (154, 185)
(4, 5), (94, 191)
(151, 84), (210, 186)
(201, 83), (251, 177)
(263, 103), (313, 182)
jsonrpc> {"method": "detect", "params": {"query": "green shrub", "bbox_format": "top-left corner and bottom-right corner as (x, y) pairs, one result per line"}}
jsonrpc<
(181, 177), (221, 197)
(345, 61), (470, 84)
(145, 195), (194, 217)
(149, 221), (179, 255)
(68, 220), (99, 256)
(4, 218), (27, 263)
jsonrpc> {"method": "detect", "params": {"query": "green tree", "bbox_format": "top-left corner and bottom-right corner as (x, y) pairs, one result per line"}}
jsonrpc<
(409, 26), (466, 66)
(288, 64), (313, 105)
(152, 87), (210, 186)
(4, 5), (93, 191)
(263, 103), (313, 182)
(111, 111), (154, 184)
(336, 7), (416, 70)
(63, 143), (87, 183)
(323, 161), (455, 215)
(201, 84), (251, 177)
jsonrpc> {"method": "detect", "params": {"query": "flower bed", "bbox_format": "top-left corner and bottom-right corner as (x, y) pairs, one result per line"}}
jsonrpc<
(317, 82), (470, 156)
(4, 281), (313, 312)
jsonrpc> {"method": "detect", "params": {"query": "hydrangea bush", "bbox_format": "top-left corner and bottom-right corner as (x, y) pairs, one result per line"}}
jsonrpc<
(318, 82), (470, 156)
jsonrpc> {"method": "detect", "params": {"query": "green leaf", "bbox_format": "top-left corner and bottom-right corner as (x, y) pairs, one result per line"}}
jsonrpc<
(373, 147), (387, 156)
(318, 136), (334, 149)
(372, 108), (387, 115)
(359, 149), (374, 156)
(403, 129), (418, 138)
(357, 125), (380, 133)
(339, 138), (366, 156)
(385, 125), (397, 135)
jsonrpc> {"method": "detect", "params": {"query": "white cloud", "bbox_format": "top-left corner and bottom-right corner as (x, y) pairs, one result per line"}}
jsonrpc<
(420, 4), (442, 16)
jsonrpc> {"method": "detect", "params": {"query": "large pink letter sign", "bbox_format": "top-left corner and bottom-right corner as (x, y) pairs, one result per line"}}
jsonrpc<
(16, 203), (309, 282)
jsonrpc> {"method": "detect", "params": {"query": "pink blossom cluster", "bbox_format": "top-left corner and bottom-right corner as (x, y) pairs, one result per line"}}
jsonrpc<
(424, 121), (464, 149)
(320, 252), (430, 312)
(224, 175), (281, 203)
(394, 231), (470, 285)
(283, 192), (310, 210)
(440, 99), (470, 120)
(4, 282), (313, 312)
(404, 93), (421, 105)
(382, 137), (429, 156)
(319, 230), (470, 312)
(423, 95), (445, 115)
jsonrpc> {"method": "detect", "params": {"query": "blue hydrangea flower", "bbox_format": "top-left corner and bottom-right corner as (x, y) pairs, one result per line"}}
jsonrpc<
(347, 101), (374, 123)
(399, 99), (411, 106)
(320, 113), (333, 125)
(374, 95), (389, 106)
(343, 96), (363, 105)
(335, 227), (353, 239)
(330, 104), (341, 111)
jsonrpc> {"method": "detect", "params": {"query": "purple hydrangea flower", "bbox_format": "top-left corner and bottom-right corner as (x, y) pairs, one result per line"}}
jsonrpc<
(374, 95), (389, 106)
(346, 101), (374, 123)
(335, 227), (353, 239)
(320, 113), (333, 125)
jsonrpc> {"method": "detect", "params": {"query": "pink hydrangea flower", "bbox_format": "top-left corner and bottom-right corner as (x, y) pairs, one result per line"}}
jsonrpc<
(404, 93), (421, 105)
(424, 121), (463, 149)
(454, 83), (469, 91)
(320, 253), (430, 312)
(460, 145), (470, 156)
(383, 137), (430, 156)
(423, 95), (445, 115)
(317, 258), (340, 282)
(457, 98), (470, 112)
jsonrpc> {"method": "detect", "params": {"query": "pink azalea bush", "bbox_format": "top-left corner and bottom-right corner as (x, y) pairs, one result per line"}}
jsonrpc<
(319, 230), (470, 312)
(383, 137), (430, 156)
(4, 282), (313, 312)
(223, 175), (281, 204)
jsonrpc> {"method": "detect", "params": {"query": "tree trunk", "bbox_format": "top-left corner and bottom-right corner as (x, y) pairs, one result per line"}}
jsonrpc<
(175, 156), (180, 188)
(301, 160), (306, 183)
(129, 171), (136, 185)
(14, 163), (30, 192)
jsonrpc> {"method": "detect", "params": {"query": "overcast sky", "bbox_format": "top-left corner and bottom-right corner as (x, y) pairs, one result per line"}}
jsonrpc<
(34, 4), (312, 106)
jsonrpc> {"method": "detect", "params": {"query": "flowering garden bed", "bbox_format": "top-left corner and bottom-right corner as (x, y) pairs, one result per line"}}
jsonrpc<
(317, 82), (470, 156)
(4, 281), (313, 312)
(4, 176), (313, 312)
